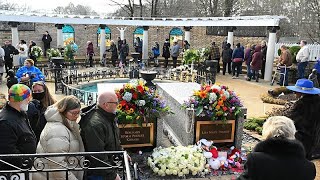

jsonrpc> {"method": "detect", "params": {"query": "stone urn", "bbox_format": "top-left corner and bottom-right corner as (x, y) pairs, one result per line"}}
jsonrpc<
(140, 71), (157, 88)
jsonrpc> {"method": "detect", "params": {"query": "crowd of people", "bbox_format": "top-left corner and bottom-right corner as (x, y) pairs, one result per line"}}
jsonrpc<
(0, 81), (123, 180)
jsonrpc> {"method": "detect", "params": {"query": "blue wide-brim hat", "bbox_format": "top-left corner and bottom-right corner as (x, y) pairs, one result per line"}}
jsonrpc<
(286, 79), (320, 95)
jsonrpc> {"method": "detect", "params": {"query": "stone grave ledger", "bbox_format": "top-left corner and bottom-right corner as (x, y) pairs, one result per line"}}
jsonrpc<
(119, 123), (155, 148)
(157, 83), (246, 148)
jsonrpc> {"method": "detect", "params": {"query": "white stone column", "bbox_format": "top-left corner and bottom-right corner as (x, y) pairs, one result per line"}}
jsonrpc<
(11, 27), (19, 46)
(142, 26), (149, 60)
(117, 27), (127, 40)
(55, 24), (64, 48)
(99, 24), (106, 61)
(227, 27), (236, 49)
(184, 26), (192, 44)
(264, 27), (279, 81)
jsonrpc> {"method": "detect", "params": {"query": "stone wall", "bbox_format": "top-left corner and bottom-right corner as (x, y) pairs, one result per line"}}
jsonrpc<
(0, 23), (267, 56)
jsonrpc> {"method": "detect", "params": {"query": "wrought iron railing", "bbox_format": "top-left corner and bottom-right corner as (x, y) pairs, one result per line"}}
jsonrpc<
(0, 151), (132, 180)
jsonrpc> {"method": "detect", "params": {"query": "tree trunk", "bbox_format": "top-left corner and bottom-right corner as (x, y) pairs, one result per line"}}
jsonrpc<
(151, 0), (154, 17)
(154, 0), (159, 17)
(224, 0), (233, 17)
(139, 0), (143, 17)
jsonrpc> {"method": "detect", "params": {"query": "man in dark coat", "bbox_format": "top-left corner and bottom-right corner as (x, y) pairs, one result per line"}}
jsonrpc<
(42, 31), (52, 57)
(2, 41), (18, 75)
(238, 116), (316, 180)
(162, 39), (170, 68)
(0, 84), (37, 169)
(80, 91), (122, 180)
(209, 42), (221, 73)
(221, 43), (233, 75)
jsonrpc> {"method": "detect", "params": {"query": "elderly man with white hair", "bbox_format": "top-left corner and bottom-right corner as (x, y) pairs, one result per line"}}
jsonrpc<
(80, 91), (121, 180)
(237, 116), (316, 180)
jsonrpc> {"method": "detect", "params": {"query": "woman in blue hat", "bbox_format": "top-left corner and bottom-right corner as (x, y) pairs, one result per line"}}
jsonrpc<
(286, 79), (320, 160)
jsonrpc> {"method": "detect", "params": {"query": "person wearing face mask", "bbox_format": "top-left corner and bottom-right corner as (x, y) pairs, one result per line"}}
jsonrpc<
(27, 81), (56, 142)
(0, 84), (36, 169)
(33, 95), (84, 180)
(80, 91), (122, 180)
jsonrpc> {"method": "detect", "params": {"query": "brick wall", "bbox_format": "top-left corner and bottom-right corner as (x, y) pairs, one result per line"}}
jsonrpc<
(0, 23), (266, 56)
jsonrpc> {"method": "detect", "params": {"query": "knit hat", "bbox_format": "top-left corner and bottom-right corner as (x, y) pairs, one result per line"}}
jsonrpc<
(8, 84), (31, 102)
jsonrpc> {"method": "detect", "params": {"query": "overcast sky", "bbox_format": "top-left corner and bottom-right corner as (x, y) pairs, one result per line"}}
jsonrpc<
(7, 0), (136, 15)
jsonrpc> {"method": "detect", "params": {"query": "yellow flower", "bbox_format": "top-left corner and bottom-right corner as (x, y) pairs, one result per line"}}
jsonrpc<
(117, 104), (123, 110)
(145, 86), (149, 91)
(125, 84), (132, 89)
(126, 108), (134, 114)
(216, 105), (221, 110)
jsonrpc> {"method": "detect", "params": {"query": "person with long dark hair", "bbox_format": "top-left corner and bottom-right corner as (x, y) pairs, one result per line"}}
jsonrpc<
(119, 39), (129, 66)
(162, 38), (170, 68)
(86, 41), (94, 67)
(286, 79), (320, 160)
(27, 81), (56, 142)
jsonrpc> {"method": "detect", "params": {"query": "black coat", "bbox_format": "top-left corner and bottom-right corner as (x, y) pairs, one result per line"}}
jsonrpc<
(222, 47), (233, 63)
(2, 45), (18, 61)
(80, 107), (122, 179)
(27, 99), (47, 142)
(0, 103), (37, 169)
(162, 41), (170, 58)
(238, 138), (316, 180)
(42, 34), (52, 45)
(288, 95), (320, 160)
(108, 44), (118, 59)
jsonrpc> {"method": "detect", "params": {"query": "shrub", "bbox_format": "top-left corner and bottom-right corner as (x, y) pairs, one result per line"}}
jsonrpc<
(289, 46), (301, 64)
(255, 127), (263, 135)
(244, 121), (259, 131)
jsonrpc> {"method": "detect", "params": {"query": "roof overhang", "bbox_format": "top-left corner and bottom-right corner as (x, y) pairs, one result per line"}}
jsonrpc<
(0, 11), (285, 27)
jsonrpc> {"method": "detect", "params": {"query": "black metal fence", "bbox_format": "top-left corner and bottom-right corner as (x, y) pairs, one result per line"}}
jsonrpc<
(0, 151), (132, 180)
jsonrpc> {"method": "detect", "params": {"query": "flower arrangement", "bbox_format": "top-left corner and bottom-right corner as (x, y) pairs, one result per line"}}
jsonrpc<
(183, 84), (243, 121)
(183, 48), (210, 65)
(147, 146), (209, 177)
(64, 44), (75, 61)
(46, 48), (62, 59)
(115, 80), (172, 126)
(31, 46), (43, 59)
(183, 49), (200, 65)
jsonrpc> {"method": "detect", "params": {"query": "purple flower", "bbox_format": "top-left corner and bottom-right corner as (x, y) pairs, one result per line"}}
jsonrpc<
(160, 101), (166, 108)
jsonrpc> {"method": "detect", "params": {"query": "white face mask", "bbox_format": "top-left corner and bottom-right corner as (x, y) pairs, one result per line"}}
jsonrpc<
(20, 103), (29, 112)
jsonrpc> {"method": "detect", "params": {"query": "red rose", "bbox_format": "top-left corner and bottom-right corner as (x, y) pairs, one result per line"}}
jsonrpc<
(210, 148), (218, 159)
(132, 92), (138, 100)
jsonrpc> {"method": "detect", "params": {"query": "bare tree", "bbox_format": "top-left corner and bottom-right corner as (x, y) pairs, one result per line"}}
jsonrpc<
(0, 2), (17, 10)
(110, 0), (135, 17)
(139, 0), (143, 17)
(53, 3), (98, 15)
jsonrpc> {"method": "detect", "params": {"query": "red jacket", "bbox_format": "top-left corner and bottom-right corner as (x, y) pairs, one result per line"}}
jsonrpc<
(251, 45), (263, 71)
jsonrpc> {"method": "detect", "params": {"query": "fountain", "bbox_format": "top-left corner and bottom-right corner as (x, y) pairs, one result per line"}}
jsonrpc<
(140, 70), (158, 88)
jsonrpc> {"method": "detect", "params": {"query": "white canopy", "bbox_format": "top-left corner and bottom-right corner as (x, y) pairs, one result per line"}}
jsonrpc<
(0, 10), (284, 27)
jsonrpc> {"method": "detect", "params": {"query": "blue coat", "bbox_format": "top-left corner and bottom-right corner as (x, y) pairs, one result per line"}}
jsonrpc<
(16, 66), (45, 83)
(232, 47), (244, 60)
(314, 60), (320, 74)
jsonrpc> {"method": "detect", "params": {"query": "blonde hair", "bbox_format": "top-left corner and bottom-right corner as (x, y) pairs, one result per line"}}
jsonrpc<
(262, 116), (296, 140)
(246, 44), (251, 48)
(25, 59), (34, 66)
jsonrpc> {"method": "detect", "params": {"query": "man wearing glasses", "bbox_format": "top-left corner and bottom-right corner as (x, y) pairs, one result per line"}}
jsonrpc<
(80, 91), (121, 180)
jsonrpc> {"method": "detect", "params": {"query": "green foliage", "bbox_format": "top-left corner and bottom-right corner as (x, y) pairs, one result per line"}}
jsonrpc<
(46, 48), (62, 59)
(289, 46), (301, 64)
(277, 48), (281, 56)
(183, 49), (199, 64)
(244, 121), (259, 130)
(255, 127), (263, 135)
(244, 117), (265, 135)
(64, 45), (75, 61)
